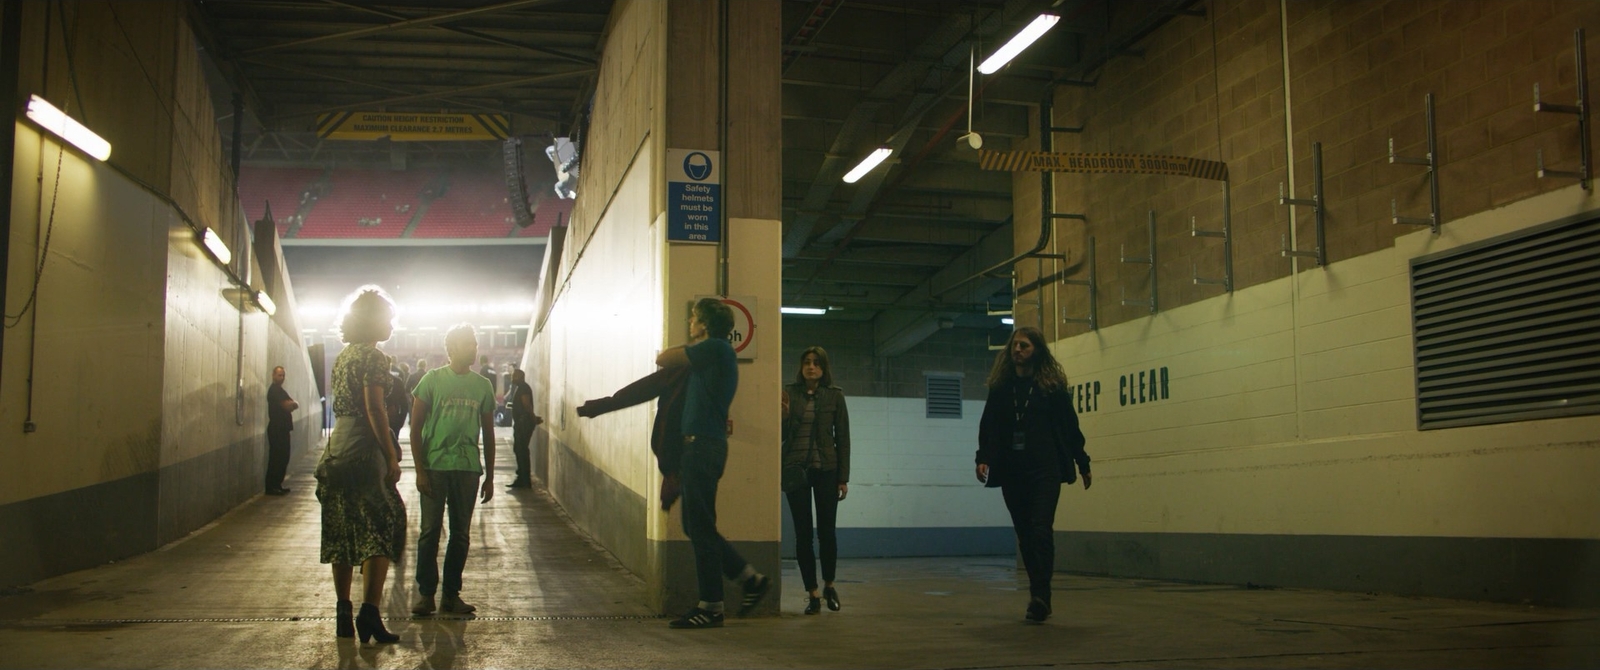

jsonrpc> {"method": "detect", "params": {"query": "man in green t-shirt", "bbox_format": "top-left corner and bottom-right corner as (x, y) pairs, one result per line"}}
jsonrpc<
(409, 323), (497, 616)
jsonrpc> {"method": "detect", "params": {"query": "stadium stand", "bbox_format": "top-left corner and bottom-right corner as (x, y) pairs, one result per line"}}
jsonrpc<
(240, 167), (562, 240)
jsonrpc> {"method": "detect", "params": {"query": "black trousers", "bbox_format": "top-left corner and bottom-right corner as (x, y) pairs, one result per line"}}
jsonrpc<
(1001, 473), (1060, 604)
(784, 467), (840, 591)
(511, 421), (534, 483)
(679, 436), (748, 604)
(265, 429), (291, 490)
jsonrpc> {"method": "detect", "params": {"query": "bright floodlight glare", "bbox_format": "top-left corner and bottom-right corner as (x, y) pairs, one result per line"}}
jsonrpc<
(781, 306), (828, 316)
(201, 228), (232, 265)
(25, 95), (111, 161)
(1002, 317), (1014, 325)
(842, 147), (892, 183)
(256, 291), (277, 316)
(977, 14), (1060, 75)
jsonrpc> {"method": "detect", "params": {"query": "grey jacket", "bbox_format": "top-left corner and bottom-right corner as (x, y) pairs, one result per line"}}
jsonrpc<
(780, 383), (851, 483)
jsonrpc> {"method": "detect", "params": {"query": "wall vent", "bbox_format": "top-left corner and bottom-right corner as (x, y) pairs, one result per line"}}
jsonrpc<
(1410, 212), (1600, 430)
(925, 373), (964, 419)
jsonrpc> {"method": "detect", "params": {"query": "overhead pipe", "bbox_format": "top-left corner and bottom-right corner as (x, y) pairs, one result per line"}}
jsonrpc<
(938, 86), (1061, 298)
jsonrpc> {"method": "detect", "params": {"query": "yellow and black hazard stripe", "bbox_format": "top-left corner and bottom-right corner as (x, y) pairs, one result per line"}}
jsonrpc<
(979, 150), (1229, 182)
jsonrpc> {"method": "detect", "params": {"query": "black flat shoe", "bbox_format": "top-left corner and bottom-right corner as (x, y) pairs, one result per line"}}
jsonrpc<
(804, 597), (821, 615)
(823, 586), (840, 612)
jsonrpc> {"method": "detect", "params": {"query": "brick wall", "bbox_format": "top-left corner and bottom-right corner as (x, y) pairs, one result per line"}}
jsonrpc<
(1021, 0), (1600, 334)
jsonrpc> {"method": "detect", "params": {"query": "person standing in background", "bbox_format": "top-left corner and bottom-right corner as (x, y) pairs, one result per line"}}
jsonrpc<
(265, 366), (298, 496)
(780, 346), (850, 614)
(408, 359), (429, 393)
(386, 360), (411, 451)
(504, 368), (543, 489)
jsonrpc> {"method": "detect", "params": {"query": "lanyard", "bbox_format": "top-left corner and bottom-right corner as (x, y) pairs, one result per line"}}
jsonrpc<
(1013, 380), (1033, 424)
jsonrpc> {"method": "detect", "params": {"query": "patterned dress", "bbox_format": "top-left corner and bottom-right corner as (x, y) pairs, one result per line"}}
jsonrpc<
(315, 342), (407, 565)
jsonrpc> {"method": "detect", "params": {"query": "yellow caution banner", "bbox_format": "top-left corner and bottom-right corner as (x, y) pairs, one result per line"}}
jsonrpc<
(979, 150), (1228, 181)
(316, 111), (511, 141)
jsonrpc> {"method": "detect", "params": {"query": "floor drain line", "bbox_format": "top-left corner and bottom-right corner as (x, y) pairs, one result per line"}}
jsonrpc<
(8, 614), (663, 625)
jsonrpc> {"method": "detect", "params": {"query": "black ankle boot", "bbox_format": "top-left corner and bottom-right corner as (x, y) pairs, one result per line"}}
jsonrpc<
(336, 600), (354, 638)
(355, 603), (399, 643)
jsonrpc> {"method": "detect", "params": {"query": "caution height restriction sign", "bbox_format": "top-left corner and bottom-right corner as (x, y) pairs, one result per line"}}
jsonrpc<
(979, 150), (1228, 181)
(316, 111), (511, 142)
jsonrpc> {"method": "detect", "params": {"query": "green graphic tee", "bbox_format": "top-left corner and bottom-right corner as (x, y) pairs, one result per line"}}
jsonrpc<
(412, 367), (496, 473)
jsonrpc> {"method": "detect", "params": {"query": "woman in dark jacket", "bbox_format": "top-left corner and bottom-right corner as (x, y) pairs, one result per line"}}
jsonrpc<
(975, 327), (1090, 623)
(780, 346), (850, 614)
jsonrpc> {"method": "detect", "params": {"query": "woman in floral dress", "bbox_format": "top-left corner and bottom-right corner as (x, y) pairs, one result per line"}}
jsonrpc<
(316, 286), (407, 643)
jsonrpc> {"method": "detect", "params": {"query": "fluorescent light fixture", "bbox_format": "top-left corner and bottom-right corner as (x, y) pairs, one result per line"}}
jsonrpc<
(25, 95), (111, 161)
(781, 306), (827, 315)
(842, 147), (892, 183)
(255, 291), (277, 316)
(977, 14), (1060, 74)
(201, 228), (232, 265)
(1002, 317), (1014, 325)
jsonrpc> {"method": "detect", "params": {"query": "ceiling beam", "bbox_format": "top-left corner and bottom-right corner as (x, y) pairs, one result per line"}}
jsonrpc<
(240, 0), (565, 56)
(318, 0), (597, 66)
(873, 220), (1015, 356)
(268, 68), (593, 121)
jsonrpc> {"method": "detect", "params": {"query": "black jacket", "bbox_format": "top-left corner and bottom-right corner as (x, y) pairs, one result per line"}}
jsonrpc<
(975, 379), (1089, 488)
(576, 367), (690, 476)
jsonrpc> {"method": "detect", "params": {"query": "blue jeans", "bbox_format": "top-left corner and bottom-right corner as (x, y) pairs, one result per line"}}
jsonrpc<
(415, 470), (480, 597)
(679, 436), (748, 604)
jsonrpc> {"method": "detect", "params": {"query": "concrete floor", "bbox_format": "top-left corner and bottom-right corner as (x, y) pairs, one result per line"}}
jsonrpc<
(1, 438), (1596, 669)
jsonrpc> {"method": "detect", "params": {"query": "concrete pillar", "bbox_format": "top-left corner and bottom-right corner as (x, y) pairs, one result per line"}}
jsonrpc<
(650, 0), (783, 615)
(530, 0), (780, 616)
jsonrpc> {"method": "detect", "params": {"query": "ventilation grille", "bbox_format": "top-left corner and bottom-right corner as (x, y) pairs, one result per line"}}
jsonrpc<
(925, 373), (964, 419)
(1410, 213), (1600, 430)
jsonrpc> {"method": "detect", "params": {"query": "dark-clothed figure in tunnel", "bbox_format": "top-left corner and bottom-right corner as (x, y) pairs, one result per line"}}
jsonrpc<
(780, 346), (850, 615)
(315, 286), (407, 644)
(655, 298), (771, 629)
(265, 365), (298, 495)
(505, 368), (543, 489)
(975, 326), (1091, 623)
(409, 323), (497, 617)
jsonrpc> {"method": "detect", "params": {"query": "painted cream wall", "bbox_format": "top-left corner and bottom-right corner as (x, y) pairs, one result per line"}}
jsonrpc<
(546, 144), (663, 504)
(0, 127), (167, 504)
(834, 398), (1012, 530)
(159, 216), (269, 467)
(1058, 184), (1600, 541)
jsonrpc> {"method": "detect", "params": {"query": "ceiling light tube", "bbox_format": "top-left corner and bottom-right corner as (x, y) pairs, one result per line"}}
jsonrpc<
(842, 147), (892, 183)
(25, 95), (111, 161)
(977, 14), (1061, 75)
(781, 306), (827, 316)
(1001, 317), (1014, 325)
(256, 291), (277, 316)
(201, 228), (232, 265)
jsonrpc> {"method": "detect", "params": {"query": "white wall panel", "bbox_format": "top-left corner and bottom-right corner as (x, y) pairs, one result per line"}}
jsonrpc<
(1051, 185), (1600, 541)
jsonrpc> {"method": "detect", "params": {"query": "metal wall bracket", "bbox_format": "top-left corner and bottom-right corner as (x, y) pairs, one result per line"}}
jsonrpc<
(1534, 28), (1590, 191)
(1118, 212), (1158, 314)
(1279, 141), (1327, 267)
(1389, 93), (1441, 235)
(1190, 209), (1232, 292)
(1060, 235), (1098, 330)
